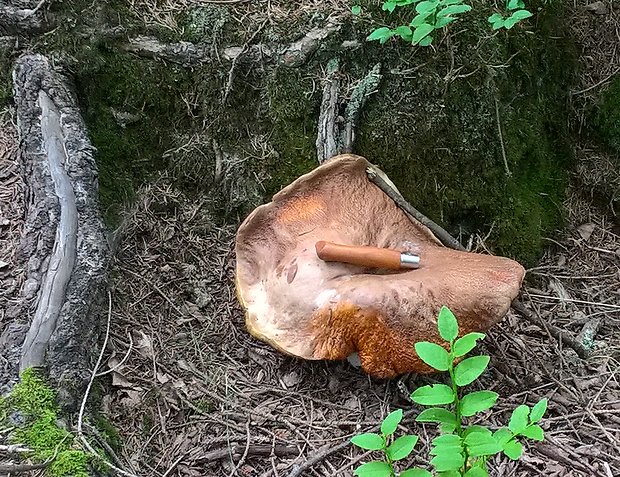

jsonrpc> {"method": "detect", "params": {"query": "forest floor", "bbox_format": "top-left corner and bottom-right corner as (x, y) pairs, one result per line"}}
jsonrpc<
(0, 1), (619, 476)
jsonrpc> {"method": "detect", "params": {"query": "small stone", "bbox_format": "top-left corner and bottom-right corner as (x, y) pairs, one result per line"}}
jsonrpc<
(585, 1), (608, 15)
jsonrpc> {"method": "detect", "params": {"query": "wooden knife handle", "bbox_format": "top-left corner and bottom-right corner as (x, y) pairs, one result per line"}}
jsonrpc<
(315, 241), (402, 270)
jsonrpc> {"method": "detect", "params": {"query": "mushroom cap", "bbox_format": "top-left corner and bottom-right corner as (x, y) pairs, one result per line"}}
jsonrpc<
(235, 154), (525, 378)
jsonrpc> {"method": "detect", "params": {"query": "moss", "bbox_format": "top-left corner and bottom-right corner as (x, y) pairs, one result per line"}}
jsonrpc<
(595, 76), (620, 154)
(351, 3), (575, 265)
(264, 67), (319, 194)
(1, 369), (93, 477)
(94, 413), (122, 452)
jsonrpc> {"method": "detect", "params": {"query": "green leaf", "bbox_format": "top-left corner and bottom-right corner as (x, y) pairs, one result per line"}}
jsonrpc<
(410, 11), (432, 27)
(416, 0), (440, 14)
(454, 356), (490, 386)
(452, 332), (485, 357)
(521, 424), (544, 441)
(438, 306), (458, 342)
(507, 0), (525, 10)
(400, 469), (433, 477)
(394, 25), (413, 41)
(460, 391), (498, 417)
(381, 409), (403, 436)
(430, 434), (462, 456)
(529, 398), (547, 423)
(464, 428), (503, 456)
(387, 435), (419, 461)
(511, 9), (534, 20)
(488, 13), (504, 22)
(503, 439), (523, 460)
(351, 5), (362, 15)
(430, 451), (465, 472)
(382, 1), (398, 13)
(464, 467), (489, 477)
(351, 433), (384, 451)
(504, 9), (532, 28)
(493, 427), (513, 447)
(438, 4), (472, 17)
(367, 27), (394, 42)
(508, 405), (530, 434)
(438, 421), (457, 433)
(437, 472), (461, 477)
(414, 342), (451, 371)
(492, 19), (506, 30)
(418, 35), (433, 46)
(416, 408), (457, 427)
(354, 461), (393, 477)
(412, 23), (435, 45)
(411, 384), (455, 406)
(434, 16), (454, 28)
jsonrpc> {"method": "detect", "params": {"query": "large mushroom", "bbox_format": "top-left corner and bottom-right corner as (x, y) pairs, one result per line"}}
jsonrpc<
(235, 154), (525, 378)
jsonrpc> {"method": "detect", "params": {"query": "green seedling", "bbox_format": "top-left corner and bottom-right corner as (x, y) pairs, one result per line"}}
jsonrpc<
(488, 0), (533, 30)
(351, 306), (548, 476)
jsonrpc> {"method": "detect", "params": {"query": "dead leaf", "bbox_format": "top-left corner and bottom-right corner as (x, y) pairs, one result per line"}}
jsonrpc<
(577, 222), (595, 241)
(157, 371), (171, 384)
(119, 389), (143, 407)
(133, 330), (155, 359)
(585, 1), (608, 15)
(280, 371), (301, 388)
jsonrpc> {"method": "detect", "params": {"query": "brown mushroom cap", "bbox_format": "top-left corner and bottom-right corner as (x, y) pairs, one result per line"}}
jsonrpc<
(235, 154), (525, 378)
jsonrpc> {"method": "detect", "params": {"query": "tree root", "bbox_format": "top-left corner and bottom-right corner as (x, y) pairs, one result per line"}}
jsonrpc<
(0, 54), (111, 409)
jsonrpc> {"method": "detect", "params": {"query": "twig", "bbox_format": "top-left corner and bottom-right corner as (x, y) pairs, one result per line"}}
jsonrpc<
(366, 166), (590, 359)
(0, 460), (50, 473)
(286, 440), (351, 477)
(510, 299), (588, 359)
(571, 67), (620, 96)
(228, 419), (252, 477)
(77, 291), (139, 477)
(366, 167), (463, 251)
(197, 444), (298, 463)
(222, 18), (269, 103)
(494, 98), (511, 177)
(0, 444), (33, 453)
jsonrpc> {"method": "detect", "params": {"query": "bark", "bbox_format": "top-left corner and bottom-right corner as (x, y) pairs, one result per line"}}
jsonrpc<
(0, 54), (110, 411)
(0, 1), (52, 35)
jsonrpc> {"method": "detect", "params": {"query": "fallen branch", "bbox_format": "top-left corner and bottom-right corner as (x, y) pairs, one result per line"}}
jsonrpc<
(0, 0), (52, 35)
(0, 460), (50, 474)
(366, 167), (590, 359)
(197, 444), (298, 463)
(122, 21), (341, 69)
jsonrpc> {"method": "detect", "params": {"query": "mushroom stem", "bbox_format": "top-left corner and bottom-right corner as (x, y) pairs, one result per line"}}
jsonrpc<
(315, 241), (419, 270)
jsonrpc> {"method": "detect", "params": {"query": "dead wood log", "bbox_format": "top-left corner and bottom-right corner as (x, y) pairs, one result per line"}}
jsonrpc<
(0, 1), (52, 35)
(0, 54), (110, 410)
(121, 21), (341, 68)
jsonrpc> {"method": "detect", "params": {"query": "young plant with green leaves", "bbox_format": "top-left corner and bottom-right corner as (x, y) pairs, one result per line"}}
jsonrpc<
(351, 306), (548, 476)
(351, 409), (422, 477)
(359, 0), (472, 47)
(352, 0), (533, 47)
(488, 0), (533, 30)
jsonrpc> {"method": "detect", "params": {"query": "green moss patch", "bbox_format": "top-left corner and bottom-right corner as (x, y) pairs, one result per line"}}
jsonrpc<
(595, 76), (620, 154)
(0, 369), (93, 477)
